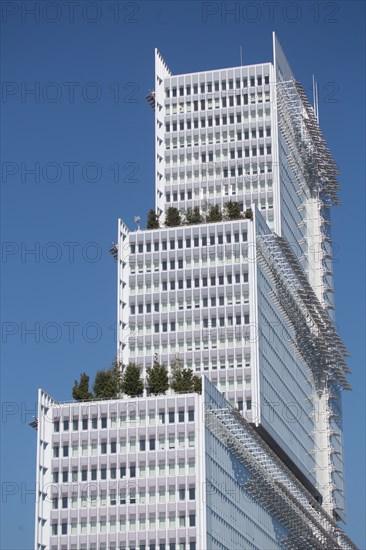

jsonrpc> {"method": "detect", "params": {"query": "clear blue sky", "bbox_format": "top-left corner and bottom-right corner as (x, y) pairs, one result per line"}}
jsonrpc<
(1, 1), (365, 548)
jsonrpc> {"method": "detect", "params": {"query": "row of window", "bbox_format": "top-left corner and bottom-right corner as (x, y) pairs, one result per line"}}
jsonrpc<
(130, 251), (251, 272)
(164, 180), (272, 203)
(164, 196), (272, 212)
(165, 121), (271, 137)
(54, 410), (195, 433)
(130, 273), (248, 294)
(130, 293), (249, 314)
(156, 275), (248, 293)
(52, 486), (196, 509)
(132, 266), (249, 280)
(164, 93), (270, 116)
(50, 542), (195, 550)
(164, 109), (272, 146)
(52, 458), (196, 483)
(166, 76), (270, 97)
(127, 267), (250, 282)
(165, 171), (273, 187)
(147, 315), (250, 334)
(53, 433), (196, 459)
(54, 417), (106, 432)
(166, 147), (272, 165)
(52, 514), (196, 536)
(129, 231), (248, 254)
(128, 334), (253, 353)
(165, 92), (271, 115)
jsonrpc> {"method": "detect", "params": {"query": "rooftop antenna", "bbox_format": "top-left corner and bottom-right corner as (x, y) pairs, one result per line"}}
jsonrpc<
(312, 74), (319, 123)
(134, 216), (141, 231)
(240, 46), (243, 66)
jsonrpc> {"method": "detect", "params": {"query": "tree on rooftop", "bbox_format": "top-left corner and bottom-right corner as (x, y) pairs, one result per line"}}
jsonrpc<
(93, 362), (122, 400)
(206, 204), (222, 223)
(223, 201), (242, 221)
(192, 375), (202, 394)
(170, 357), (196, 394)
(245, 207), (253, 220)
(121, 363), (144, 397)
(146, 355), (169, 395)
(165, 207), (181, 227)
(147, 209), (160, 229)
(185, 206), (203, 225)
(72, 372), (93, 401)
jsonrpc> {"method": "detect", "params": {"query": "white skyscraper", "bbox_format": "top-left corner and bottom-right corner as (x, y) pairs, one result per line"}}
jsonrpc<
(34, 34), (356, 550)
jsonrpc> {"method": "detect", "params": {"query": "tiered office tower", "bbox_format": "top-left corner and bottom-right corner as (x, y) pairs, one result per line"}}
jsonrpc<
(34, 34), (356, 550)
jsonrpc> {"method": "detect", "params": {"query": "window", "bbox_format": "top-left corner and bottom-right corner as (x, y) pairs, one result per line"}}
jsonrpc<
(179, 515), (186, 527)
(178, 410), (184, 422)
(63, 445), (69, 457)
(120, 466), (126, 478)
(130, 465), (136, 477)
(188, 410), (194, 422)
(149, 438), (156, 451)
(101, 442), (107, 454)
(61, 523), (67, 535)
(91, 417), (97, 429)
(101, 468), (107, 480)
(140, 438), (146, 451)
(169, 411), (175, 423)
(91, 468), (97, 481)
(189, 487), (195, 500)
(53, 446), (59, 458)
(189, 514), (196, 527)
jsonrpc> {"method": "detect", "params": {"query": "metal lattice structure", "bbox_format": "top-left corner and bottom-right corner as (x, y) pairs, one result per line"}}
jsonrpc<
(206, 405), (357, 550)
(146, 89), (156, 110)
(276, 78), (340, 206)
(256, 232), (350, 390)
